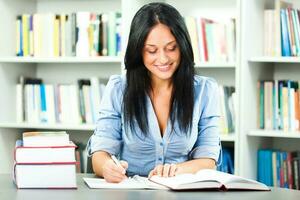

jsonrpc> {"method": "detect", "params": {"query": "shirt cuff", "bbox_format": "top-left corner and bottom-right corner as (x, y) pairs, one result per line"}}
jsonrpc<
(189, 144), (221, 165)
(86, 135), (122, 157)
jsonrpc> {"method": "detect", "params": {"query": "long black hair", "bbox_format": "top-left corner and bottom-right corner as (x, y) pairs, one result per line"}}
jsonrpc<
(123, 2), (195, 135)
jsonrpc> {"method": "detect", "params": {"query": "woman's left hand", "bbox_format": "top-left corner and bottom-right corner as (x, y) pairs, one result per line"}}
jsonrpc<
(148, 163), (178, 178)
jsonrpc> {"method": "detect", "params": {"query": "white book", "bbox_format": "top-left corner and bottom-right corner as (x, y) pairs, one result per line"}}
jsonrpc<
(14, 164), (77, 189)
(45, 84), (56, 123)
(60, 14), (67, 57)
(24, 84), (34, 123)
(219, 85), (228, 134)
(290, 88), (296, 131)
(226, 19), (236, 62)
(34, 84), (41, 123)
(196, 17), (205, 62)
(76, 12), (90, 57)
(22, 131), (70, 147)
(185, 16), (200, 63)
(59, 84), (72, 124)
(150, 169), (270, 191)
(16, 84), (23, 123)
(69, 84), (82, 124)
(83, 175), (167, 190)
(14, 140), (76, 163)
(65, 14), (72, 56)
(90, 77), (101, 123)
(83, 85), (93, 124)
(42, 13), (55, 57)
(33, 14), (42, 57)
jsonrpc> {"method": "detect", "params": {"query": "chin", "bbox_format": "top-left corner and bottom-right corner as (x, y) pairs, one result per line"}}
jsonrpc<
(153, 71), (175, 80)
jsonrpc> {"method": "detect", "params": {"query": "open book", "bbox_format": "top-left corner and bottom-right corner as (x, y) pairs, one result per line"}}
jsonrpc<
(83, 175), (168, 190)
(149, 169), (270, 191)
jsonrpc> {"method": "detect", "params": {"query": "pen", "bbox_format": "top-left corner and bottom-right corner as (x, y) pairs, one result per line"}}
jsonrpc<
(111, 155), (126, 174)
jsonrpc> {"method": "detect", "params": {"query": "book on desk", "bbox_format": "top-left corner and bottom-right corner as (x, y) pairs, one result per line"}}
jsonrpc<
(83, 169), (270, 191)
(13, 131), (77, 189)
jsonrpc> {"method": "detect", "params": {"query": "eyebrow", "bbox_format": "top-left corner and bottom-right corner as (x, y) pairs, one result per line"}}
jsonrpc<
(145, 40), (176, 47)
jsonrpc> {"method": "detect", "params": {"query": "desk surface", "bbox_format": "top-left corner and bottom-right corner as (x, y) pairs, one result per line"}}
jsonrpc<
(1, 174), (300, 200)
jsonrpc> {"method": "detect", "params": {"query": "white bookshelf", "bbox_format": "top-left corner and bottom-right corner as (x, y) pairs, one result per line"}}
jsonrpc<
(239, 0), (300, 181)
(194, 62), (236, 68)
(0, 0), (240, 174)
(0, 56), (123, 63)
(248, 130), (300, 139)
(249, 56), (300, 63)
(0, 122), (95, 131)
(220, 134), (236, 142)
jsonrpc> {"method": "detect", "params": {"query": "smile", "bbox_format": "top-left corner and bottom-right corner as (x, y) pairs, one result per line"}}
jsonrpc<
(155, 64), (172, 72)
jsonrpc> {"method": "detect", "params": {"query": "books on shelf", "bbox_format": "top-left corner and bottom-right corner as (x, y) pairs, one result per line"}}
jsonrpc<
(149, 169), (269, 191)
(16, 12), (121, 57)
(185, 16), (236, 63)
(258, 149), (300, 190)
(217, 147), (234, 174)
(219, 85), (236, 134)
(263, 1), (300, 57)
(258, 80), (300, 131)
(16, 76), (106, 125)
(13, 131), (77, 189)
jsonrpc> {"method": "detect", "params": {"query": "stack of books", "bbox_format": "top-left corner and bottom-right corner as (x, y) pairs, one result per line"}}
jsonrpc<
(13, 131), (77, 189)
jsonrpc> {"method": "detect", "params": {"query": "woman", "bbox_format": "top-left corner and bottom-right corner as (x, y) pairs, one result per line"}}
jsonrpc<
(87, 2), (221, 183)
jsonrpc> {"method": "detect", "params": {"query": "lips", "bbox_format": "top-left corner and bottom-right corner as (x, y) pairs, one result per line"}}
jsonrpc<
(155, 64), (171, 72)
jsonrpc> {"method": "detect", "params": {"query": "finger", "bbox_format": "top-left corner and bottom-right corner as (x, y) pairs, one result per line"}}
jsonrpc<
(104, 161), (127, 179)
(162, 164), (171, 177)
(169, 164), (177, 177)
(120, 160), (128, 170)
(105, 173), (127, 183)
(148, 170), (155, 178)
(110, 160), (126, 174)
(105, 166), (127, 181)
(156, 165), (163, 177)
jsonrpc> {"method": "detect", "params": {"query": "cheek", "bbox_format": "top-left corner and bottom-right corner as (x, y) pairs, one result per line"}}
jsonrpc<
(143, 54), (156, 66)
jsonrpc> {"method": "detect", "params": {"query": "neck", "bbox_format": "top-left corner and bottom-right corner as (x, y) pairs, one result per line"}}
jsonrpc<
(150, 76), (173, 94)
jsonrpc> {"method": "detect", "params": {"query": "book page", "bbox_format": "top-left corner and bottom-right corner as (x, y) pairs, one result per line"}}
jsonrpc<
(150, 173), (201, 188)
(83, 175), (167, 189)
(196, 169), (266, 186)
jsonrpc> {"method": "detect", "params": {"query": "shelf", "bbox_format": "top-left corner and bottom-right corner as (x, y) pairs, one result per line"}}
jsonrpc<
(0, 56), (123, 63)
(0, 122), (95, 131)
(194, 62), (236, 68)
(220, 134), (236, 142)
(248, 130), (300, 139)
(0, 123), (237, 140)
(249, 56), (300, 63)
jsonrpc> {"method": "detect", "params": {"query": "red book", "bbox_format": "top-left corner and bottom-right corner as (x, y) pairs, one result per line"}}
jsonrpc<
(200, 18), (213, 61)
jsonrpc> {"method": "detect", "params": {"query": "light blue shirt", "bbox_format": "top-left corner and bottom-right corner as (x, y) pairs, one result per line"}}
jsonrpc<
(87, 74), (221, 177)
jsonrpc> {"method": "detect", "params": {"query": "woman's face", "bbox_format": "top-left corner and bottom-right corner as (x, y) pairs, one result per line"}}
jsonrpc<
(142, 23), (181, 83)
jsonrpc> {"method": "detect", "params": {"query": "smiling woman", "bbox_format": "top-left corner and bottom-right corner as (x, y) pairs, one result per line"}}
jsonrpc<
(87, 2), (221, 183)
(143, 24), (181, 81)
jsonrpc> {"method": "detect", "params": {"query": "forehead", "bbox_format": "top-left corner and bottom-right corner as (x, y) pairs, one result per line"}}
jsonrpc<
(144, 23), (176, 45)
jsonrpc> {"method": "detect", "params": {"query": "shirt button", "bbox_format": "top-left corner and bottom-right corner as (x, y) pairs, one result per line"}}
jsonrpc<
(158, 158), (162, 161)
(160, 142), (163, 146)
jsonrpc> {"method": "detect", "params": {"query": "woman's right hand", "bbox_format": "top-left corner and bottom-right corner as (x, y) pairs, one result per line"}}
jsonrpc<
(102, 159), (128, 183)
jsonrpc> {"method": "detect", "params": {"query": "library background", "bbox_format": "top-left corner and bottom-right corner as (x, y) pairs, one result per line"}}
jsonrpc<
(0, 0), (300, 190)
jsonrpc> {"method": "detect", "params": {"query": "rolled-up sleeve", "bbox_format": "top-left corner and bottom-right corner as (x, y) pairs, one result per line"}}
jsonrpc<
(87, 75), (123, 156)
(189, 78), (221, 164)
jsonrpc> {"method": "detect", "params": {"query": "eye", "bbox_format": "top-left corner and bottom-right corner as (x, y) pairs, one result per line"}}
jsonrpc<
(147, 49), (157, 54)
(167, 45), (177, 51)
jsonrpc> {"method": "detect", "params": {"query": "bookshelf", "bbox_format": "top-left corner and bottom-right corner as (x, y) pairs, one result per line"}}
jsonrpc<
(0, 57), (123, 63)
(0, 0), (240, 175)
(240, 0), (300, 185)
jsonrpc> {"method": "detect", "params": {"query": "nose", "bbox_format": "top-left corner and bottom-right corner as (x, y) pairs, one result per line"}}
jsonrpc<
(158, 50), (169, 64)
